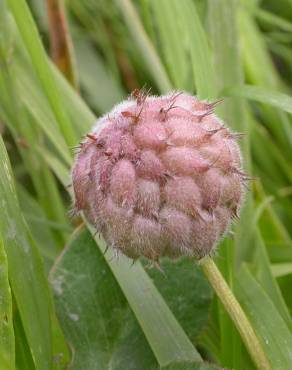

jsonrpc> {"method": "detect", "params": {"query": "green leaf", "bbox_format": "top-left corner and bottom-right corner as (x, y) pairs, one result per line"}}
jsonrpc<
(270, 263), (292, 278)
(51, 228), (216, 370)
(14, 308), (36, 370)
(73, 33), (125, 113)
(207, 2), (254, 369)
(50, 228), (157, 370)
(145, 257), (213, 342)
(89, 228), (203, 367)
(17, 185), (64, 268)
(0, 236), (14, 370)
(0, 135), (53, 370)
(12, 57), (72, 167)
(224, 84), (292, 116)
(208, 0), (247, 133)
(51, 61), (96, 135)
(236, 265), (292, 370)
(149, 0), (192, 90)
(7, 0), (77, 147)
(254, 182), (292, 244)
(252, 231), (292, 329)
(178, 0), (215, 99)
(38, 148), (71, 189)
(255, 8), (292, 32)
(115, 0), (172, 93)
(238, 7), (280, 89)
(161, 364), (220, 370)
(267, 242), (292, 263)
(238, 8), (292, 152)
(277, 274), (292, 317)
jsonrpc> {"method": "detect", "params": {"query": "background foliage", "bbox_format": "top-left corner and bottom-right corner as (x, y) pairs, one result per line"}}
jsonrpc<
(0, 0), (291, 369)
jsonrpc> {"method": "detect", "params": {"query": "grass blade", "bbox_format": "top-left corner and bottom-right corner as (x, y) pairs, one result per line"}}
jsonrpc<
(238, 8), (292, 153)
(12, 56), (72, 166)
(207, 3), (256, 369)
(224, 84), (292, 115)
(0, 236), (14, 370)
(0, 135), (53, 370)
(73, 34), (125, 113)
(149, 0), (192, 90)
(253, 231), (292, 329)
(236, 265), (292, 370)
(39, 147), (71, 188)
(256, 8), (292, 32)
(271, 263), (292, 278)
(181, 0), (215, 99)
(7, 0), (77, 146)
(115, 0), (172, 93)
(14, 309), (36, 370)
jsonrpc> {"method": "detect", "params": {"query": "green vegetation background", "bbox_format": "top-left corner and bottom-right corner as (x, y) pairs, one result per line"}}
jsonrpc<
(0, 0), (291, 369)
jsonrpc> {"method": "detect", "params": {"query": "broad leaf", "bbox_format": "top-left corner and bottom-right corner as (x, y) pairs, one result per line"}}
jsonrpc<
(51, 228), (218, 370)
(145, 257), (213, 342)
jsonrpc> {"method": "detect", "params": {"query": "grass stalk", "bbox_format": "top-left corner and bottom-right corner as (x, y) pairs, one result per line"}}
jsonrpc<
(200, 256), (272, 370)
(46, 0), (78, 89)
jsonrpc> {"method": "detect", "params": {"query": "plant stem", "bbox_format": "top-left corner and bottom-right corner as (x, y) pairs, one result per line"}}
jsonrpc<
(200, 256), (272, 370)
(46, 0), (78, 89)
(115, 0), (172, 93)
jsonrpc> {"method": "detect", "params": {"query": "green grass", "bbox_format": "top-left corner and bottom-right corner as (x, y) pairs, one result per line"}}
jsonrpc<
(0, 0), (291, 369)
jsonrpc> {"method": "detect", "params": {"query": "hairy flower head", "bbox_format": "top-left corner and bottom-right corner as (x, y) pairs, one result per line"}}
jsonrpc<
(72, 91), (246, 261)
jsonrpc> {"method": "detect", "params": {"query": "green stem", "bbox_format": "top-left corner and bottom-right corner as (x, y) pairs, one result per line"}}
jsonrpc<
(200, 256), (271, 370)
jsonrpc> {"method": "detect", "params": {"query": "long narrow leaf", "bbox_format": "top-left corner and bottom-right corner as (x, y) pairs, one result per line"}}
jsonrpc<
(224, 84), (292, 115)
(7, 0), (77, 146)
(236, 265), (292, 370)
(0, 135), (53, 370)
(0, 236), (14, 370)
(179, 0), (215, 99)
(115, 0), (172, 93)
